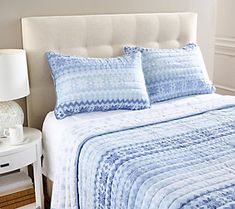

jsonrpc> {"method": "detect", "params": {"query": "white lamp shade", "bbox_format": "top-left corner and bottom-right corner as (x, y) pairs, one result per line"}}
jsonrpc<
(0, 49), (30, 101)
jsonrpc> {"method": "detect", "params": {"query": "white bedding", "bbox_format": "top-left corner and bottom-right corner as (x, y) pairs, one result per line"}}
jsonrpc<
(42, 94), (221, 181)
(42, 109), (127, 180)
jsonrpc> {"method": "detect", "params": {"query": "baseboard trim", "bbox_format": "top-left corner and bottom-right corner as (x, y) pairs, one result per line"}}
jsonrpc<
(215, 84), (235, 93)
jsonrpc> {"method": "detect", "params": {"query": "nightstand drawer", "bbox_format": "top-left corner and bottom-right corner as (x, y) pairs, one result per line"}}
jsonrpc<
(0, 146), (36, 174)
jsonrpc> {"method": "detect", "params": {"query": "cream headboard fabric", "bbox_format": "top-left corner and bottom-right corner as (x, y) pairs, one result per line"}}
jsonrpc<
(22, 13), (197, 129)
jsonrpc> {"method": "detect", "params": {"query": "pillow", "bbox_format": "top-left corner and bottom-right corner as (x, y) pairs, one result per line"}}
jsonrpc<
(46, 51), (150, 119)
(124, 43), (215, 103)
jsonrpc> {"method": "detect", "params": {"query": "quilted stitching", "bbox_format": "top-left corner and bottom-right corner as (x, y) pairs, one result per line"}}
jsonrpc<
(46, 51), (150, 119)
(124, 43), (215, 103)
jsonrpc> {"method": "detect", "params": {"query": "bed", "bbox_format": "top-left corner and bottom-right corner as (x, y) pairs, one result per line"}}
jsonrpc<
(21, 13), (235, 209)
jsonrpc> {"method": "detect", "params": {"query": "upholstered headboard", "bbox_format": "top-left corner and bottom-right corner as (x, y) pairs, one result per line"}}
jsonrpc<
(22, 13), (197, 129)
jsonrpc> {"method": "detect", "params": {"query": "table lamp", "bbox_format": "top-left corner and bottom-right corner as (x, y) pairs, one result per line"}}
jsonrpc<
(0, 49), (30, 137)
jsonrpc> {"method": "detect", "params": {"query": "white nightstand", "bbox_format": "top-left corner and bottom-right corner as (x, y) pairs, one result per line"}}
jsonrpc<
(0, 127), (44, 209)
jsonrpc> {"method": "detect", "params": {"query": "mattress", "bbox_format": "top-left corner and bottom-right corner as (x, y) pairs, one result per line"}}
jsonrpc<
(42, 93), (221, 181)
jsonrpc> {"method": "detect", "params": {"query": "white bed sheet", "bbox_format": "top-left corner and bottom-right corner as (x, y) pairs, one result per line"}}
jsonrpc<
(42, 94), (219, 181)
(42, 109), (127, 180)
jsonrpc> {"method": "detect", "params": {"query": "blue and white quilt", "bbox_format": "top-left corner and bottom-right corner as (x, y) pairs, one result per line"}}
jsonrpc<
(51, 94), (235, 209)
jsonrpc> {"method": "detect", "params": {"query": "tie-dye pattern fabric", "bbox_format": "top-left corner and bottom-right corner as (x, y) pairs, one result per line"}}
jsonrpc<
(51, 94), (235, 209)
(124, 43), (215, 103)
(46, 51), (150, 119)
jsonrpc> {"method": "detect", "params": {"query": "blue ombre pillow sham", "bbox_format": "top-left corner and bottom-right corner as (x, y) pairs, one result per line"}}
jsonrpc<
(124, 43), (215, 103)
(46, 51), (150, 119)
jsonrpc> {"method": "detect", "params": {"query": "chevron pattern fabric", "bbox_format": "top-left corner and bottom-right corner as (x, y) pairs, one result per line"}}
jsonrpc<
(124, 43), (215, 103)
(46, 51), (150, 119)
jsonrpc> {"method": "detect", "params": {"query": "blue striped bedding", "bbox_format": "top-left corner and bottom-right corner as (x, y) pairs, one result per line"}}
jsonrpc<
(51, 94), (235, 209)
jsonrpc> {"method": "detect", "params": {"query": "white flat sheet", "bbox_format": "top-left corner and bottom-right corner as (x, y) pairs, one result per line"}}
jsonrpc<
(42, 94), (220, 181)
(42, 109), (127, 180)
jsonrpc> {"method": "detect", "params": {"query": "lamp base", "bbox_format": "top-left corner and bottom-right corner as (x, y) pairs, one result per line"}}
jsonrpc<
(0, 101), (24, 138)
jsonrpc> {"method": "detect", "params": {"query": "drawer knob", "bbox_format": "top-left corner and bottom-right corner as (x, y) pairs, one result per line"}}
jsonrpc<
(0, 163), (10, 168)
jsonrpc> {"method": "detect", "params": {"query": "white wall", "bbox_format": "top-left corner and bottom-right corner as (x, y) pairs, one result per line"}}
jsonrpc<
(0, 0), (217, 122)
(214, 0), (235, 95)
